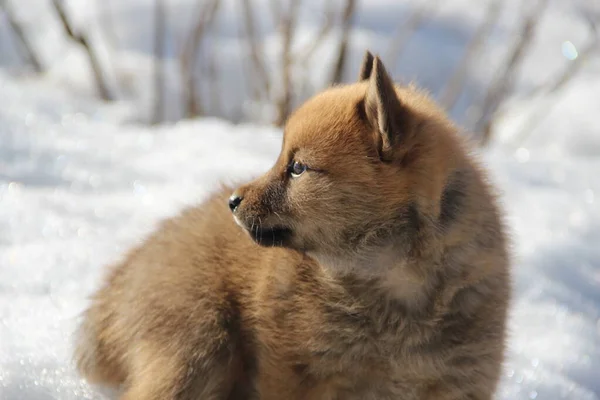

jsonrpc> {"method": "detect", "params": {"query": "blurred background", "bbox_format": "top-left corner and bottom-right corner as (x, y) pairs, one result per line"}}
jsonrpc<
(2, 0), (598, 142)
(1, 0), (599, 399)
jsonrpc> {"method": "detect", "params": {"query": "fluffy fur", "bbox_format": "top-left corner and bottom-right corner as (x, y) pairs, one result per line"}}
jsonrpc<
(75, 51), (510, 400)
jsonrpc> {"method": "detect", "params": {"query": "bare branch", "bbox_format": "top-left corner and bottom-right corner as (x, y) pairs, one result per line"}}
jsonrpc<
(294, 1), (336, 101)
(439, 0), (502, 110)
(180, 0), (220, 118)
(474, 0), (549, 145)
(295, 0), (336, 65)
(330, 0), (357, 85)
(206, 46), (222, 117)
(269, 0), (282, 23)
(526, 15), (599, 99)
(151, 0), (166, 125)
(51, 0), (114, 101)
(97, 0), (119, 49)
(95, 0), (120, 90)
(1, 0), (43, 72)
(240, 0), (272, 102)
(387, 0), (440, 72)
(275, 0), (301, 126)
(512, 18), (600, 146)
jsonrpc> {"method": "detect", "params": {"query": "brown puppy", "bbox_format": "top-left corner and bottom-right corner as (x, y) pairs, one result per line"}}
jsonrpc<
(75, 52), (510, 400)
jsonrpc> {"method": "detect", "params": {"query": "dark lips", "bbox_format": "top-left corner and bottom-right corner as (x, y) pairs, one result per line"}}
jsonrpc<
(248, 225), (293, 247)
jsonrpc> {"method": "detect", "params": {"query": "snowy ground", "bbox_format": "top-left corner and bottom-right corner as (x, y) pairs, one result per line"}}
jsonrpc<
(2, 0), (600, 399)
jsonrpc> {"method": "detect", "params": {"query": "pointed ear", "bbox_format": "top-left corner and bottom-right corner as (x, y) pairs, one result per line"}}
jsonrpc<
(358, 51), (374, 81)
(364, 56), (409, 161)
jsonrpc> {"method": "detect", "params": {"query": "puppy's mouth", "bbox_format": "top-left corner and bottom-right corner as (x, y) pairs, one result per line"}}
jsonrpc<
(247, 225), (293, 247)
(233, 215), (294, 247)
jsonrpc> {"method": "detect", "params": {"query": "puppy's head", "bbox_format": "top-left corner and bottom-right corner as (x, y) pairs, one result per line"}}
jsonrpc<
(230, 52), (457, 271)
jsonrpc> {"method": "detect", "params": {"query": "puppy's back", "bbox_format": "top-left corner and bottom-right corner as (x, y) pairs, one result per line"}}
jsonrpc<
(74, 188), (262, 396)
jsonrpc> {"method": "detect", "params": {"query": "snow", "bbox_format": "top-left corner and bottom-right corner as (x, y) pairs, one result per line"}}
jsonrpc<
(1, 0), (600, 399)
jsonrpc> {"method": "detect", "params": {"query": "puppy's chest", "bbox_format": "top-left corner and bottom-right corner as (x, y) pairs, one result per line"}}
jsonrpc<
(253, 272), (426, 381)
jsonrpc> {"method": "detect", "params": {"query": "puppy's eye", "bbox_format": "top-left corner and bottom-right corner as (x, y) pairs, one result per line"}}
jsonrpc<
(290, 161), (307, 178)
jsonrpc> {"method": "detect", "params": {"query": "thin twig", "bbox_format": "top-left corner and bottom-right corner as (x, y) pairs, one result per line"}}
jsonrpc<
(526, 15), (599, 99)
(275, 0), (301, 126)
(151, 0), (166, 124)
(439, 0), (502, 110)
(240, 0), (272, 102)
(268, 0), (282, 23)
(295, 0), (335, 65)
(330, 0), (357, 85)
(1, 0), (43, 72)
(206, 44), (222, 117)
(295, 1), (335, 100)
(94, 0), (122, 98)
(512, 18), (600, 146)
(387, 0), (440, 72)
(474, 0), (549, 145)
(51, 0), (113, 100)
(97, 0), (119, 49)
(180, 0), (220, 118)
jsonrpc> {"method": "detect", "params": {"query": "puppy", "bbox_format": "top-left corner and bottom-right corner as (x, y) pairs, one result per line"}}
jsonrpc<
(75, 51), (510, 400)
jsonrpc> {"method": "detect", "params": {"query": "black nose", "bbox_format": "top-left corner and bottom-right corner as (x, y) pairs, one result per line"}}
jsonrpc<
(228, 194), (243, 212)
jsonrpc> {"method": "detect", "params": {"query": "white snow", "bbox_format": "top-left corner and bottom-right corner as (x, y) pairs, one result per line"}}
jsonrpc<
(1, 0), (600, 399)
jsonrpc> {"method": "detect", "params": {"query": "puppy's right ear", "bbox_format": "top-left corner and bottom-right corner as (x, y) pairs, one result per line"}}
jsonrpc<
(364, 56), (414, 162)
(358, 51), (374, 81)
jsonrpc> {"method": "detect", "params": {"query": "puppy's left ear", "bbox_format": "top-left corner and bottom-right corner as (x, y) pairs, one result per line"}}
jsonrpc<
(358, 50), (374, 81)
(364, 56), (413, 161)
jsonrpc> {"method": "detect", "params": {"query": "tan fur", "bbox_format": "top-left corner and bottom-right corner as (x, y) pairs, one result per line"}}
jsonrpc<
(75, 52), (510, 400)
